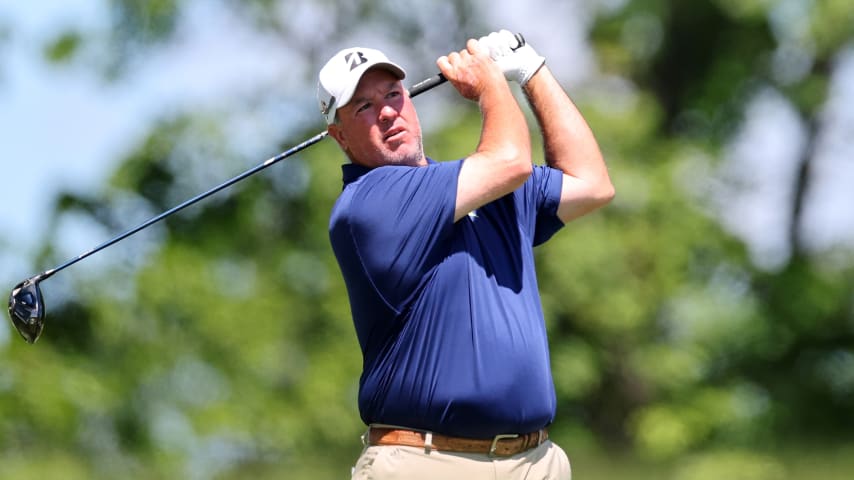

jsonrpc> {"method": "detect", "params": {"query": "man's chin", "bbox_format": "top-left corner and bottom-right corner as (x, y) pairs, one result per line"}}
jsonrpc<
(385, 146), (424, 166)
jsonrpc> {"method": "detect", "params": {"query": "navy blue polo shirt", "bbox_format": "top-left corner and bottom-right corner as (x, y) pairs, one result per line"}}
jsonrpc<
(329, 158), (565, 439)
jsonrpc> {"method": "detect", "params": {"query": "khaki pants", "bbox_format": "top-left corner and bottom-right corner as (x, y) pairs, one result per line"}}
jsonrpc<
(351, 440), (571, 479)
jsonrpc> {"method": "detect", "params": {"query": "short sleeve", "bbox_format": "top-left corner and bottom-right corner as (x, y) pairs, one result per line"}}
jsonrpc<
(516, 165), (565, 246)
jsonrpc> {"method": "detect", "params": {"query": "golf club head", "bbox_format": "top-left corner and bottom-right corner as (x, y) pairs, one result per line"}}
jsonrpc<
(8, 278), (45, 344)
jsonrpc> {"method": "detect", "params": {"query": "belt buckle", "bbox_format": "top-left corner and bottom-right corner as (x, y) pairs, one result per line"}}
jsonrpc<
(489, 433), (519, 457)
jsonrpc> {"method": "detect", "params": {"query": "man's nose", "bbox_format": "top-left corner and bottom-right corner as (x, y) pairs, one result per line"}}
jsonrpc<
(378, 104), (398, 123)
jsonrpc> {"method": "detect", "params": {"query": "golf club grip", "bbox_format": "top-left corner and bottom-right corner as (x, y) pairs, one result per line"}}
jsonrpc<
(409, 73), (447, 98)
(408, 32), (525, 98)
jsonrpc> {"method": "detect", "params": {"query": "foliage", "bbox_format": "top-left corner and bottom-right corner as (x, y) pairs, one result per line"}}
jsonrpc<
(2, 0), (853, 478)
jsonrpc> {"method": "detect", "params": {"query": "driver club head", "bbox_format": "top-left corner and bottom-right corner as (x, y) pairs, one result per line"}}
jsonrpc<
(8, 278), (46, 344)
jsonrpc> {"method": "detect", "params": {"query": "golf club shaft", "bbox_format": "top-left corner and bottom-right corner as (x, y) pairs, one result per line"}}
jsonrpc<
(29, 73), (449, 284)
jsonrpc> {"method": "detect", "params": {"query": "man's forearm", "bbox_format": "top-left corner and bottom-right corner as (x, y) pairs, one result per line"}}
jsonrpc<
(523, 66), (614, 222)
(523, 66), (606, 180)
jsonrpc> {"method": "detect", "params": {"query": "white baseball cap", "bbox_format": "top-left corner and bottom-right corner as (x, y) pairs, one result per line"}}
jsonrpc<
(317, 47), (406, 125)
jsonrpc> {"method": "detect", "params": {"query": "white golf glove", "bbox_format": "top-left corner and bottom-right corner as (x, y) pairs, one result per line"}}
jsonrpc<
(477, 30), (545, 86)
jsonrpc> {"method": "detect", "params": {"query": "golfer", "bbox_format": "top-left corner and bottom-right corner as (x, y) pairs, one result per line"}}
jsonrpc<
(319, 30), (613, 479)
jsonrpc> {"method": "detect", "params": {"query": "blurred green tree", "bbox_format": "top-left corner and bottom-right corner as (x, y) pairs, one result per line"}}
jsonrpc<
(2, 0), (853, 478)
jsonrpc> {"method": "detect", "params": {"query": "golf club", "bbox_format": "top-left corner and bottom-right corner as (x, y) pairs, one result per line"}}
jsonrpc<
(7, 34), (527, 344)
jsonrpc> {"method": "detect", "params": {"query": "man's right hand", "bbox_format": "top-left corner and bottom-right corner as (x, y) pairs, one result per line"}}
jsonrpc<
(436, 38), (508, 102)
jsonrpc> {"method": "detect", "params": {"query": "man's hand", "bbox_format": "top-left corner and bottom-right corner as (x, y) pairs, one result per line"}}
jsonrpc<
(477, 30), (545, 86)
(437, 38), (507, 101)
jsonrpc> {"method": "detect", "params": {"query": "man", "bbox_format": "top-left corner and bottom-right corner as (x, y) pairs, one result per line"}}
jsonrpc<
(318, 30), (614, 479)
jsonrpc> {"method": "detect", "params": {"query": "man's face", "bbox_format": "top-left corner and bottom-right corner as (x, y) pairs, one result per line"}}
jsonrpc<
(328, 68), (425, 168)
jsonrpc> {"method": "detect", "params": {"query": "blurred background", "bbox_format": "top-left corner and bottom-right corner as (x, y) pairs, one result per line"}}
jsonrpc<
(2, 0), (853, 478)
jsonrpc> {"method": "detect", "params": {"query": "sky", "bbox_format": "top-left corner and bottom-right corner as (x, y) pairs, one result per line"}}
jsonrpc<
(1, 0), (853, 288)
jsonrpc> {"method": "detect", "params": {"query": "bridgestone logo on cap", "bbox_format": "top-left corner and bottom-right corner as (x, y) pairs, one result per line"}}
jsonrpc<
(346, 51), (368, 70)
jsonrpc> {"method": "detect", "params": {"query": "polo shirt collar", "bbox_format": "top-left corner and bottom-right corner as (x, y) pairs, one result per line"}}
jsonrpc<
(341, 163), (373, 186)
(341, 158), (437, 186)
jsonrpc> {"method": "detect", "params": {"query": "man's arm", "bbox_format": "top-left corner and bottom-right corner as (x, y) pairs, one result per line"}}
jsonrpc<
(523, 66), (615, 223)
(437, 39), (532, 222)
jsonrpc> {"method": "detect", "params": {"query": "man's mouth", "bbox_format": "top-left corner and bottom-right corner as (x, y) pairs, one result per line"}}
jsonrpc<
(384, 127), (406, 142)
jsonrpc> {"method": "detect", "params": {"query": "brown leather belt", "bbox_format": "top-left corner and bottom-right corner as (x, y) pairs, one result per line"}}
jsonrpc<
(367, 426), (549, 457)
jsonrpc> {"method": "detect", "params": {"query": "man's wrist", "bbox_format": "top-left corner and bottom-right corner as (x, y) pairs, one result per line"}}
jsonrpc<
(521, 62), (547, 93)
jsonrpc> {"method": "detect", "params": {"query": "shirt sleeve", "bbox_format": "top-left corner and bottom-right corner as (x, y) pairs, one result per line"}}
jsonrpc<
(347, 160), (462, 312)
(520, 165), (565, 246)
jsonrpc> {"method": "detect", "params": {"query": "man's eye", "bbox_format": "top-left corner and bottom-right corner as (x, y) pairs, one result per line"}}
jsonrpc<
(387, 91), (401, 98)
(356, 103), (371, 113)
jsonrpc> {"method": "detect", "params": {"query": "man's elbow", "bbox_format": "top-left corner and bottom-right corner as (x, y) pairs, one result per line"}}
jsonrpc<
(513, 154), (534, 185)
(556, 177), (615, 223)
(583, 173), (615, 211)
(498, 145), (533, 189)
(595, 178), (616, 207)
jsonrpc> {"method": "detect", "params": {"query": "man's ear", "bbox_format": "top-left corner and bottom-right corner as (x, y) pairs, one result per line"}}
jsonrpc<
(327, 123), (347, 150)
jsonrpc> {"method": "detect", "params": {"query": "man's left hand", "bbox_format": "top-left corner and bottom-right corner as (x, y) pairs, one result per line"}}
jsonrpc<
(477, 30), (545, 86)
